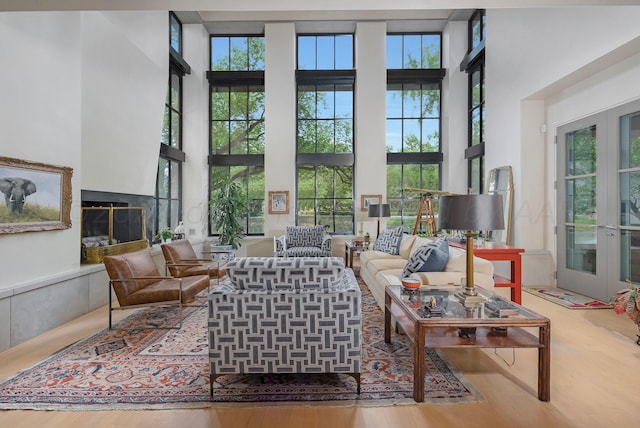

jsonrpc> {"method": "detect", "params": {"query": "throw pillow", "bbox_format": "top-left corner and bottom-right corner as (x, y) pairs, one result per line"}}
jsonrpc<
(402, 237), (449, 278)
(374, 226), (404, 255)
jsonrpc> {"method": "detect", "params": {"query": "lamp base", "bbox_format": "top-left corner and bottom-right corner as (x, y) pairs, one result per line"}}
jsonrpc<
(455, 289), (485, 307)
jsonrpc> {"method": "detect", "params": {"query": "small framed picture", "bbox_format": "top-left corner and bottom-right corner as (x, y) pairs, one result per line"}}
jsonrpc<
(361, 194), (382, 211)
(269, 190), (289, 214)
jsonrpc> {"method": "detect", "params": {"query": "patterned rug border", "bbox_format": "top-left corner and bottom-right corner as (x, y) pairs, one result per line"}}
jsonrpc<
(0, 278), (484, 410)
(524, 286), (612, 309)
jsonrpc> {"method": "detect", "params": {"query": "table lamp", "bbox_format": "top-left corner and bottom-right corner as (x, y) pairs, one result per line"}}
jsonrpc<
(368, 203), (391, 237)
(438, 194), (504, 306)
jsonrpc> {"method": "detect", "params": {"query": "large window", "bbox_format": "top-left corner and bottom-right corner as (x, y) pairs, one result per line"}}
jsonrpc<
(386, 33), (444, 232)
(155, 12), (188, 240)
(461, 10), (486, 194)
(296, 34), (355, 233)
(208, 35), (265, 235)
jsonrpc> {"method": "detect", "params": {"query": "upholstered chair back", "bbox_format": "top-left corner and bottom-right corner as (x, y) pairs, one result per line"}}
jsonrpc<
(285, 225), (325, 248)
(103, 249), (161, 306)
(161, 240), (198, 276)
(225, 257), (345, 290)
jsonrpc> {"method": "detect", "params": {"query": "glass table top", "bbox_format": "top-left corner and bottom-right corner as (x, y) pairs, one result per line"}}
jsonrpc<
(388, 285), (541, 320)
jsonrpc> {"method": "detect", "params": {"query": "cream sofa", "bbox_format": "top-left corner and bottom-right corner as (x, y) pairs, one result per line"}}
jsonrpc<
(359, 234), (495, 309)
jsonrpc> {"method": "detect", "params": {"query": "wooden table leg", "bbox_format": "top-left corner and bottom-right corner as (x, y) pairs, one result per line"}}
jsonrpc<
(344, 244), (349, 267)
(538, 323), (551, 401)
(384, 294), (391, 343)
(413, 323), (425, 402)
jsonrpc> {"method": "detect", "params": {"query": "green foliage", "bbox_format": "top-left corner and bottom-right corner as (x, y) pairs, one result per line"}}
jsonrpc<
(210, 177), (246, 249)
(155, 227), (173, 242)
(0, 204), (59, 223)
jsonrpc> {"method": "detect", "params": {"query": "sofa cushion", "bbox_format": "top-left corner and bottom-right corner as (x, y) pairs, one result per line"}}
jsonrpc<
(367, 257), (407, 276)
(402, 237), (449, 278)
(374, 226), (404, 255)
(399, 234), (417, 259)
(226, 257), (344, 290)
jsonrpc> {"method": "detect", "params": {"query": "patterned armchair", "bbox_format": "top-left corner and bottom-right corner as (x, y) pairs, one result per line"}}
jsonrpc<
(208, 257), (362, 394)
(273, 225), (332, 257)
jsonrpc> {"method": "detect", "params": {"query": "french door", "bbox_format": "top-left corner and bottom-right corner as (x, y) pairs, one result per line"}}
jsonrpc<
(557, 100), (640, 302)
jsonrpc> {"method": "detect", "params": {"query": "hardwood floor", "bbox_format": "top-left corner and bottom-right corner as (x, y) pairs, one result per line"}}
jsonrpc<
(1, 287), (638, 428)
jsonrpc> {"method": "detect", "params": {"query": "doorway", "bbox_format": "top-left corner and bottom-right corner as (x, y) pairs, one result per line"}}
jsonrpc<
(556, 99), (640, 302)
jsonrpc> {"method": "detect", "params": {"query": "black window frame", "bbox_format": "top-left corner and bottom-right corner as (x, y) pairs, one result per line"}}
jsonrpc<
(207, 34), (266, 237)
(460, 9), (486, 194)
(295, 33), (356, 234)
(385, 32), (445, 232)
(154, 13), (189, 241)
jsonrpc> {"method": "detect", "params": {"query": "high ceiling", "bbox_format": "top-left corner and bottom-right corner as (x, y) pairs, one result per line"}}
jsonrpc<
(1, 0), (637, 33)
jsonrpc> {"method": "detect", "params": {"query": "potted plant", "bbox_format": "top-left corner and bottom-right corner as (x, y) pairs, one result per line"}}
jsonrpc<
(610, 279), (640, 345)
(209, 177), (246, 252)
(155, 226), (173, 243)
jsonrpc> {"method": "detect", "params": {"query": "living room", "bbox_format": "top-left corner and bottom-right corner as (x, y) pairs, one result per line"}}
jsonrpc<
(1, 1), (640, 426)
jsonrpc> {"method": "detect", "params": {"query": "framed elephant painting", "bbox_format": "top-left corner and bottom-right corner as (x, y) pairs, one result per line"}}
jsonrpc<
(0, 156), (73, 234)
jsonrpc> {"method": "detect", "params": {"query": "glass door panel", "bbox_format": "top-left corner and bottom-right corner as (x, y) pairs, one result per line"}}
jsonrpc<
(619, 110), (640, 285)
(557, 117), (607, 301)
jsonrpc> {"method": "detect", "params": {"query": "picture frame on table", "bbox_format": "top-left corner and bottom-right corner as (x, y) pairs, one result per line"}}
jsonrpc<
(268, 190), (289, 214)
(0, 156), (73, 234)
(360, 194), (382, 211)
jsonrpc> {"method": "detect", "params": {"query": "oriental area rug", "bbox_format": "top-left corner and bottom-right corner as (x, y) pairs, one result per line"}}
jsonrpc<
(524, 286), (612, 309)
(0, 278), (483, 410)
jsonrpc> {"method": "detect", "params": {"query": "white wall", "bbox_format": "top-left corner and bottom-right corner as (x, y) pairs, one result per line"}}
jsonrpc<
(0, 11), (167, 289)
(0, 11), (169, 350)
(181, 23), (211, 239)
(441, 20), (469, 194)
(264, 23), (297, 237)
(355, 21), (387, 236)
(487, 6), (640, 253)
(0, 12), (82, 288)
(81, 11), (167, 196)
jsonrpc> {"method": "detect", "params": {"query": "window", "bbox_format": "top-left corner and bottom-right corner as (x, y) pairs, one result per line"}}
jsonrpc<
(169, 12), (181, 54)
(154, 12), (189, 240)
(462, 10), (486, 194)
(296, 34), (355, 233)
(208, 35), (265, 235)
(386, 33), (444, 232)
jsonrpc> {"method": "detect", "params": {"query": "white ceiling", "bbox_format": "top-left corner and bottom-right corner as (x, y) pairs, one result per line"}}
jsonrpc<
(2, 0), (637, 34)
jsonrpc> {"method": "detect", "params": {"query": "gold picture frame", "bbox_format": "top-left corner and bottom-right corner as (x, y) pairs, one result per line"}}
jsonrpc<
(361, 194), (382, 211)
(0, 156), (73, 234)
(268, 190), (289, 214)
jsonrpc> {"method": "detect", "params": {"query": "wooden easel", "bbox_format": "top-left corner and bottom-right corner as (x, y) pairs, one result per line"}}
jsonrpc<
(412, 193), (437, 236)
(405, 188), (455, 236)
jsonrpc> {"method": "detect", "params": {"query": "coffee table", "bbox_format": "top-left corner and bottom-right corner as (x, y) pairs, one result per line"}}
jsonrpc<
(384, 284), (550, 402)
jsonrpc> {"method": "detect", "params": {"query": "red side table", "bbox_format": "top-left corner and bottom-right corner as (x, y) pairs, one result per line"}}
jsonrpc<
(449, 241), (524, 304)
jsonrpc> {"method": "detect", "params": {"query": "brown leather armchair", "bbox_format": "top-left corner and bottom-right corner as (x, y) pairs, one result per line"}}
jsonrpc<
(103, 248), (210, 329)
(160, 240), (226, 279)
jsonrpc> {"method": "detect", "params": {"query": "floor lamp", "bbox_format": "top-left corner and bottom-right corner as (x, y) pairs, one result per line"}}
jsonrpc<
(438, 194), (504, 306)
(368, 203), (391, 237)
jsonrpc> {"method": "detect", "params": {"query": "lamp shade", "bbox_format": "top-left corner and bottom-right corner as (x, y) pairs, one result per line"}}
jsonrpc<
(438, 194), (504, 231)
(368, 203), (391, 218)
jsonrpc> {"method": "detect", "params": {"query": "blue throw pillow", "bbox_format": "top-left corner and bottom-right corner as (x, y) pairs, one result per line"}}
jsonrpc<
(402, 237), (449, 278)
(374, 226), (404, 255)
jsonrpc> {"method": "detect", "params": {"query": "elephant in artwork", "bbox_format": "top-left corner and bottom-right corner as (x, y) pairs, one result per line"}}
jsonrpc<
(0, 177), (37, 214)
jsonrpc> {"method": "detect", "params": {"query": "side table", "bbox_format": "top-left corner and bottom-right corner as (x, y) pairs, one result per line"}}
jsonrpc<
(344, 241), (368, 268)
(450, 241), (524, 304)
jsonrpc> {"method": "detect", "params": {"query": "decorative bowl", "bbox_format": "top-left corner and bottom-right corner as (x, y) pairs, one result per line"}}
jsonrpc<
(401, 277), (421, 290)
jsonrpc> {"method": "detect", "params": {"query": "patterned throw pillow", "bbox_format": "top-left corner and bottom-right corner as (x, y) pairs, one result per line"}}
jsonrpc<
(402, 237), (449, 278)
(374, 226), (404, 255)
